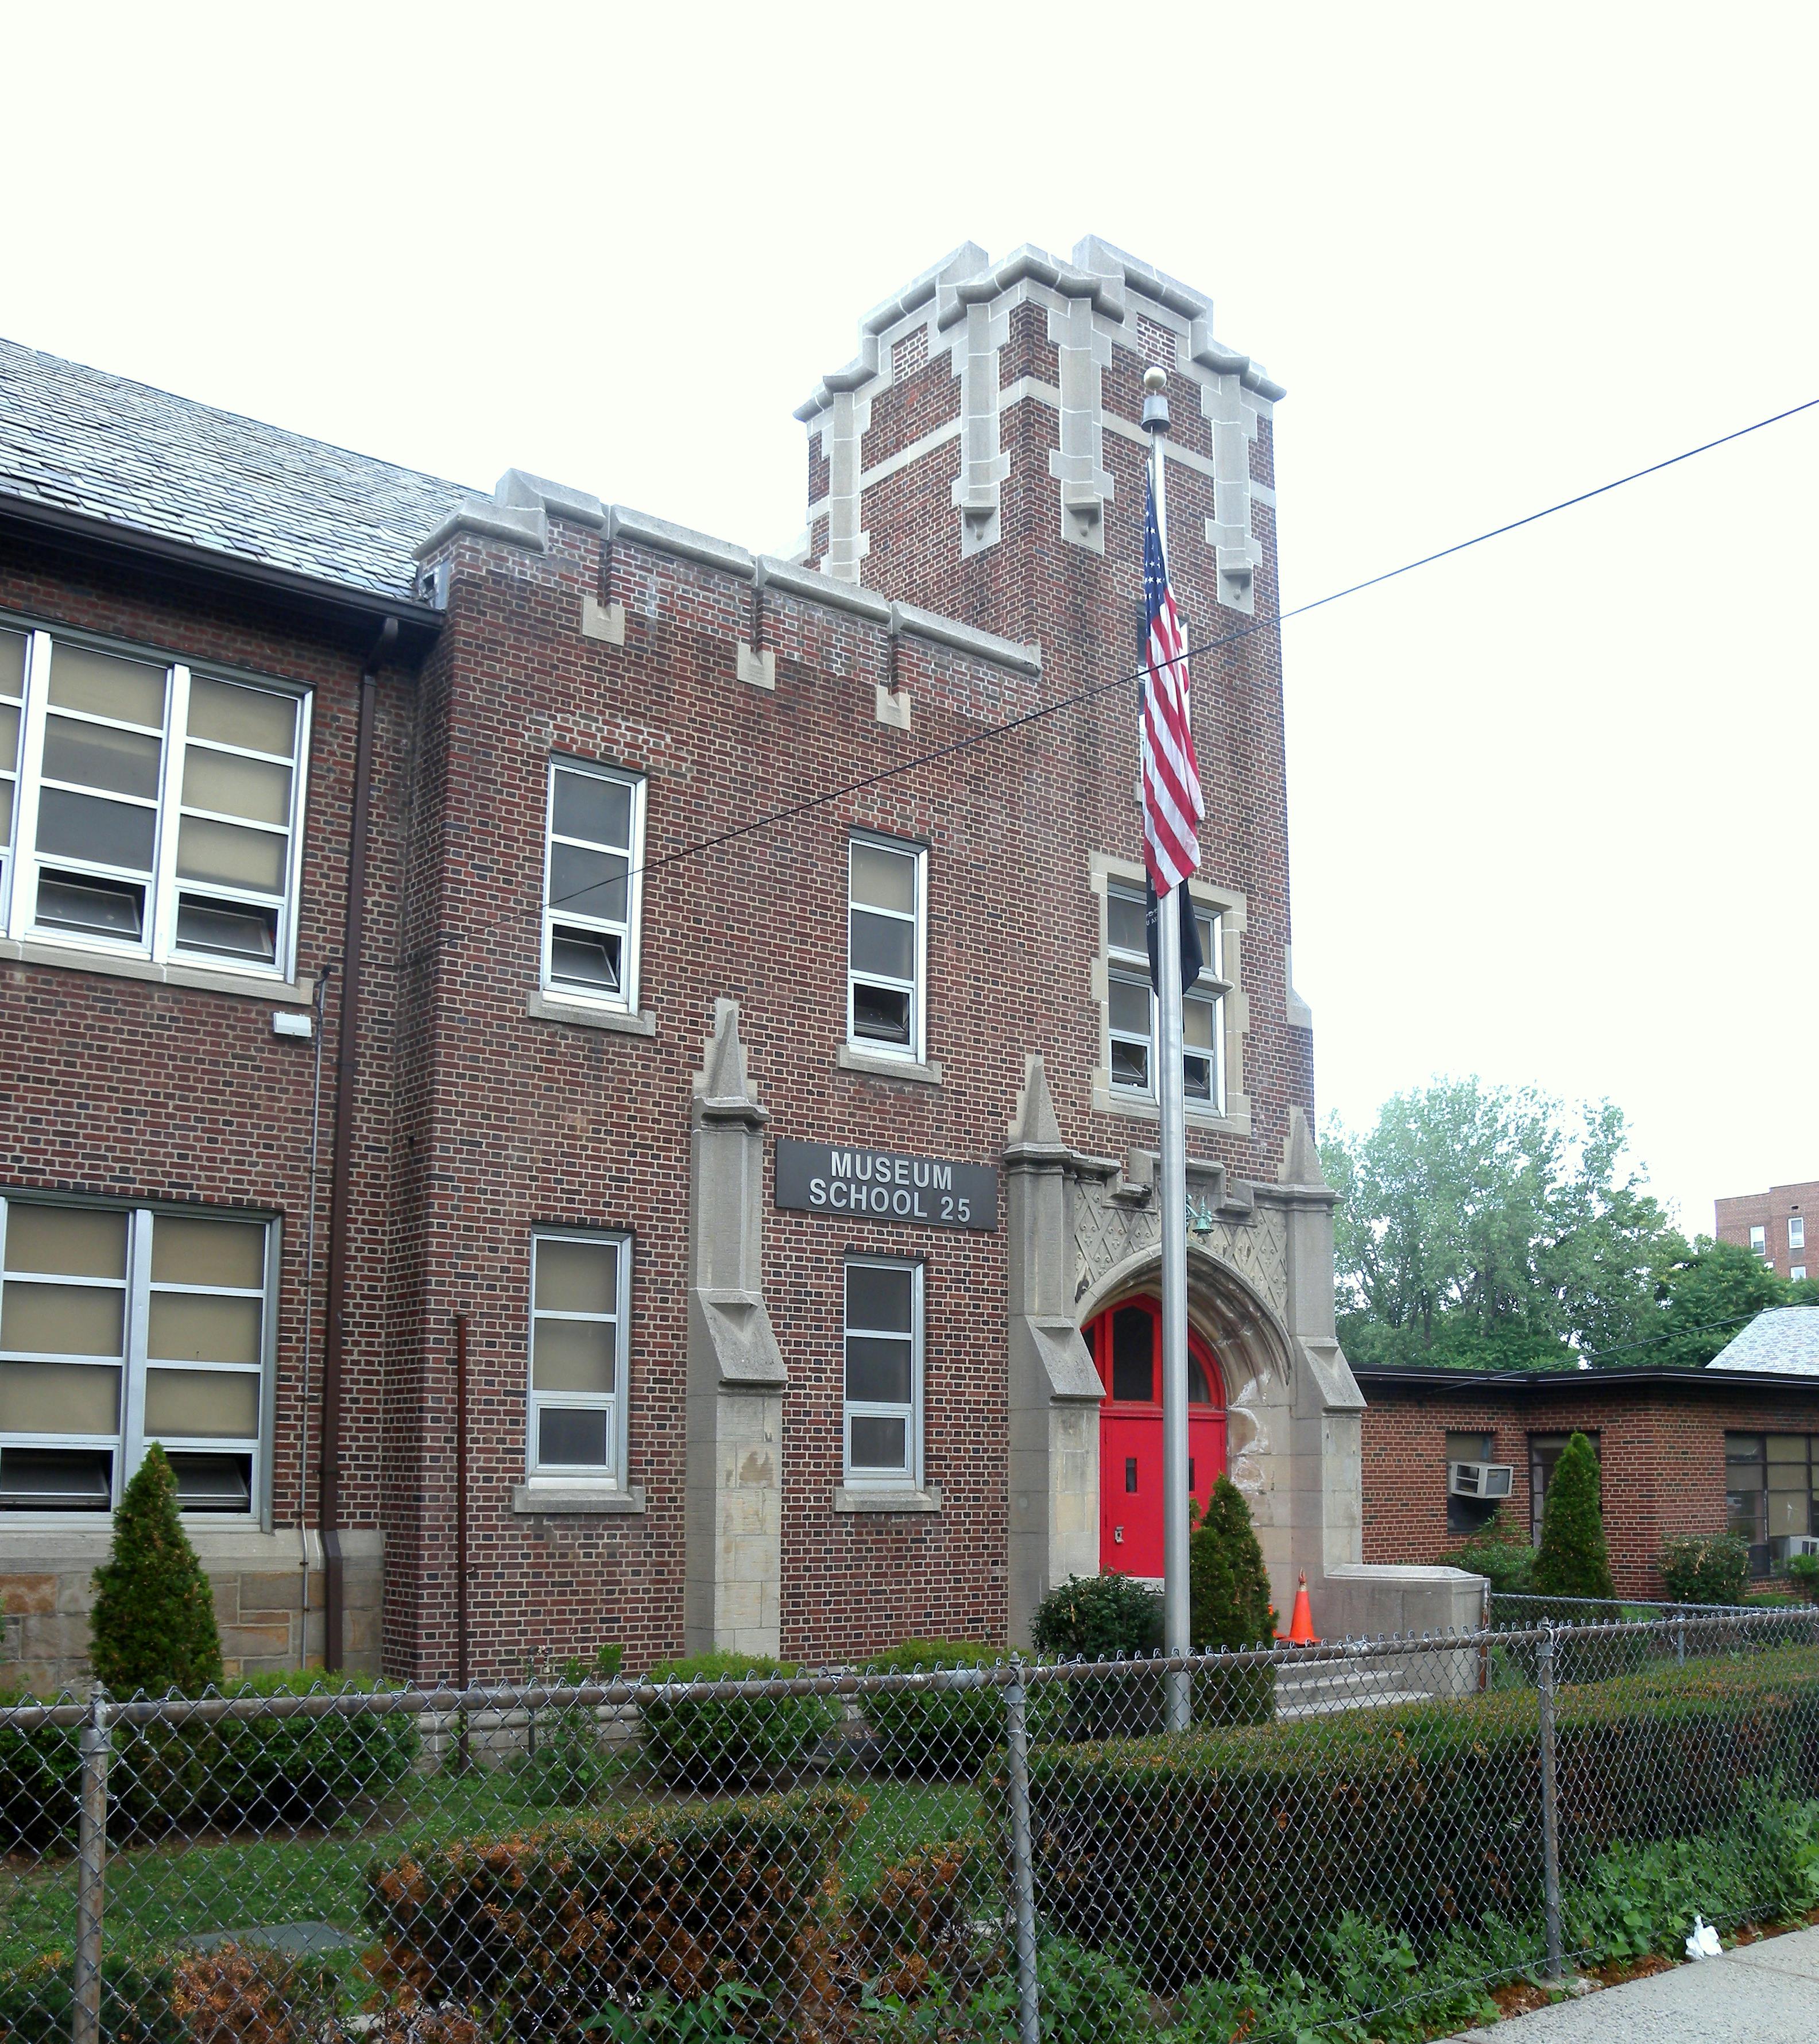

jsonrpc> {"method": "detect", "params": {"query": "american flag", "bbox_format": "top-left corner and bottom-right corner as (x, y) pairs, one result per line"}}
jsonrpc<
(1140, 472), (1203, 895)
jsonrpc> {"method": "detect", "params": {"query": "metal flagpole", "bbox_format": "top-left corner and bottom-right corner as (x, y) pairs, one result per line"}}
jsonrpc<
(1142, 365), (1194, 1732)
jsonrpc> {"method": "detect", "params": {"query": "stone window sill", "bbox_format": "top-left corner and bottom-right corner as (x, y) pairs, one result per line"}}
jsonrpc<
(511, 1483), (646, 1516)
(1090, 1084), (1252, 1139)
(833, 1485), (943, 1514)
(525, 991), (657, 1036)
(837, 1044), (942, 1086)
(0, 937), (314, 1007)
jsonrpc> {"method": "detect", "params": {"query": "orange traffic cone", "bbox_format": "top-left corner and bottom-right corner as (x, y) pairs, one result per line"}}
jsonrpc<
(1278, 1571), (1318, 1646)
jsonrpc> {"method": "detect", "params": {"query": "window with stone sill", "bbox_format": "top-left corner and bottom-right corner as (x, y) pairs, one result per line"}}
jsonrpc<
(527, 1229), (631, 1485)
(843, 1257), (923, 1489)
(0, 623), (309, 977)
(540, 756), (645, 1011)
(1791, 1216), (1806, 1251)
(0, 1197), (272, 1517)
(847, 834), (927, 1064)
(1105, 879), (1228, 1112)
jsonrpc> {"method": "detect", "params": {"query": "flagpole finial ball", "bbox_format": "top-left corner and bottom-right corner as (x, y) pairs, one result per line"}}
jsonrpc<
(1143, 365), (1168, 393)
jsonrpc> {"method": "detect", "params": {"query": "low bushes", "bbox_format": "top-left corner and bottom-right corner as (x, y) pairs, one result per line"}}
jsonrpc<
(365, 1786), (861, 2039)
(861, 1642), (1059, 1776)
(1013, 1644), (1819, 1987)
(513, 1644), (626, 1809)
(0, 1952), (184, 2044)
(641, 1650), (839, 1791)
(1029, 1575), (1163, 1740)
(1440, 1504), (1536, 1594)
(0, 1691), (80, 1849)
(1659, 1532), (1750, 1607)
(845, 1840), (979, 1994)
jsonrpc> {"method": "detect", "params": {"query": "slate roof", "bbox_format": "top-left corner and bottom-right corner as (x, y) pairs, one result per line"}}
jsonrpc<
(1706, 1307), (1819, 1377)
(0, 337), (472, 602)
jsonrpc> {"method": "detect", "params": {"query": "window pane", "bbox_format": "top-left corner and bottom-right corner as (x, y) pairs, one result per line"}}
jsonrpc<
(532, 1317), (616, 1393)
(33, 873), (144, 940)
(1183, 995), (1217, 1052)
(166, 1452), (251, 1509)
(850, 1415), (907, 1471)
(845, 1335), (912, 1404)
(852, 983), (911, 1044)
(148, 1293), (262, 1365)
(1183, 1054), (1213, 1102)
(0, 778), (13, 844)
(1766, 1435), (1808, 1463)
(1112, 1307), (1154, 1401)
(41, 717), (163, 800)
(36, 787), (157, 871)
(552, 768), (632, 848)
(47, 643), (165, 728)
(1110, 1039), (1149, 1089)
(1768, 1490), (1809, 1537)
(0, 1447), (112, 1511)
(144, 1367), (258, 1438)
(1195, 911), (1220, 977)
(850, 841), (916, 914)
(186, 677), (296, 758)
(0, 629), (23, 698)
(850, 908), (914, 979)
(151, 1214), (265, 1289)
(0, 1361), (121, 1433)
(847, 1264), (913, 1333)
(1108, 890), (1146, 955)
(1189, 1355), (1215, 1405)
(1109, 978), (1150, 1035)
(175, 897), (278, 962)
(183, 747), (292, 826)
(549, 842), (628, 923)
(535, 1239), (617, 1314)
(176, 816), (288, 893)
(0, 705), (16, 768)
(539, 1406), (609, 1466)
(0, 1283), (125, 1357)
(5, 1207), (127, 1278)
(549, 928), (621, 992)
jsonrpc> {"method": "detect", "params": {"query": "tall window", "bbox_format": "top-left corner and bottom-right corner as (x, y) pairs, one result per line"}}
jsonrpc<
(1790, 1216), (1805, 1251)
(0, 1199), (270, 1515)
(1750, 1226), (1768, 1256)
(1725, 1432), (1817, 1575)
(527, 1231), (630, 1482)
(843, 1258), (923, 1488)
(1105, 882), (1227, 1110)
(847, 836), (926, 1061)
(0, 624), (308, 975)
(542, 759), (644, 1009)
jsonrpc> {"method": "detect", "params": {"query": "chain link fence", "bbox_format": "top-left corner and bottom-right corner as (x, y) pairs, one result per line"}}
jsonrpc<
(5, 1606), (1819, 2041)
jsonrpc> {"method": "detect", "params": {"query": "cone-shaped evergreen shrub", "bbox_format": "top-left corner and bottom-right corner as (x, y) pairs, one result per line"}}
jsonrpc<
(1189, 1475), (1276, 1724)
(89, 1446), (223, 1698)
(1532, 1432), (1615, 1604)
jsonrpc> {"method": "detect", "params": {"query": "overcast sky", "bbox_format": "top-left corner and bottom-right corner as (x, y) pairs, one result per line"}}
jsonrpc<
(6, 3), (1814, 1235)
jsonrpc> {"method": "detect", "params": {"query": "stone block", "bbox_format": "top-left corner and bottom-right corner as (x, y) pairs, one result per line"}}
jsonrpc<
(0, 1575), (59, 1617)
(57, 1574), (96, 1616)
(239, 1571), (306, 1614)
(223, 1622), (293, 1662)
(21, 1613), (93, 1662)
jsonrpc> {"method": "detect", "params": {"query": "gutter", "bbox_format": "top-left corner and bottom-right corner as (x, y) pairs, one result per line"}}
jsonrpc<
(1352, 1363), (1819, 1394)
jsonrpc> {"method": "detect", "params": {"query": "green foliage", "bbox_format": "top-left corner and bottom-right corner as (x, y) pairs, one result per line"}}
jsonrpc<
(516, 1645), (627, 1808)
(1029, 1573), (1161, 1660)
(88, 1444), (223, 1699)
(1532, 1432), (1615, 1604)
(856, 1938), (1151, 2044)
(861, 1641), (1056, 1778)
(1653, 1239), (1792, 1369)
(583, 1980), (768, 2042)
(845, 1839), (980, 1989)
(1788, 1553), (1819, 1602)
(1659, 1533), (1751, 1607)
(0, 1952), (183, 2043)
(1323, 1079), (1682, 1373)
(0, 1688), (80, 1848)
(1189, 1477), (1275, 1726)
(1440, 1504), (1536, 1593)
(640, 1651), (840, 1791)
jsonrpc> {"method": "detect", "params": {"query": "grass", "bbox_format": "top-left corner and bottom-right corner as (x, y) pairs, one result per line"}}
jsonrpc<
(0, 1763), (985, 1971)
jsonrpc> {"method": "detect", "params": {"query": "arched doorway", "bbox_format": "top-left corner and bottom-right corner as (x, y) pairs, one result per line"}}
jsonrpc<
(1086, 1297), (1228, 1578)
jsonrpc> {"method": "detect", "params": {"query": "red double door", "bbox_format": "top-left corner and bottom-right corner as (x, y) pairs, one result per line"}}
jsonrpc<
(1087, 1297), (1228, 1579)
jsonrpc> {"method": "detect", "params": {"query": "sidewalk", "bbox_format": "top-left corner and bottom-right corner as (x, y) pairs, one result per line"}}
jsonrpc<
(1455, 1925), (1819, 2040)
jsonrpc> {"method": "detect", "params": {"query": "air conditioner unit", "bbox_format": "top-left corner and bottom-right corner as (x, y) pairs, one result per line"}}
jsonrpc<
(1449, 1462), (1514, 1500)
(1783, 1536), (1819, 1559)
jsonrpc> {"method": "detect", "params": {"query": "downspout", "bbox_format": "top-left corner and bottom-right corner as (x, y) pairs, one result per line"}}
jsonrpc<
(319, 615), (397, 1670)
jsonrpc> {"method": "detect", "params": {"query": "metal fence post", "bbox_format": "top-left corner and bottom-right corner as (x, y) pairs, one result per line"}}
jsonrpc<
(72, 1686), (111, 2044)
(1536, 1625), (1564, 1985)
(1003, 1659), (1041, 2044)
(1673, 1606), (1686, 1668)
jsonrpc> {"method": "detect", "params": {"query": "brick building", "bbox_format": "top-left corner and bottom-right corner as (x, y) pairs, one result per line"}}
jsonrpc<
(0, 239), (1465, 1690)
(1716, 1180), (1818, 1284)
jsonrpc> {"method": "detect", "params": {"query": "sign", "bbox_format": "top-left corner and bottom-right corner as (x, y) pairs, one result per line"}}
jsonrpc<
(775, 1138), (998, 1232)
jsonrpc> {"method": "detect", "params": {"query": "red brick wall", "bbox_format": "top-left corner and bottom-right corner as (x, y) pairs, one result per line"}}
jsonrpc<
(1716, 1182), (1819, 1282)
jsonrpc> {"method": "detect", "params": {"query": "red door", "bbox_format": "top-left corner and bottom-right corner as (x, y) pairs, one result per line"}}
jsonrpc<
(1088, 1298), (1226, 1578)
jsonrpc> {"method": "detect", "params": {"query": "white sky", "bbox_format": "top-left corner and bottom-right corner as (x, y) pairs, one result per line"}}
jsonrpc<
(6, 3), (1814, 1236)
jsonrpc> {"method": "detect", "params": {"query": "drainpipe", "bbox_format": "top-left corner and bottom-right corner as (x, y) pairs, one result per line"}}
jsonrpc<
(319, 616), (397, 1669)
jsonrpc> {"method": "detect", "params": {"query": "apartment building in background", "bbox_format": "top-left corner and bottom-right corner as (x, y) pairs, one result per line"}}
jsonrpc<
(1716, 1180), (1818, 1284)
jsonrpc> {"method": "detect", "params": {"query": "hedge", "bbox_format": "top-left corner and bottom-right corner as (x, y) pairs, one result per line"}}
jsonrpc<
(365, 1785), (861, 2039)
(0, 1952), (183, 2044)
(0, 1691), (80, 1850)
(641, 1651), (841, 1791)
(1011, 1644), (1819, 1987)
(861, 1642), (1062, 1776)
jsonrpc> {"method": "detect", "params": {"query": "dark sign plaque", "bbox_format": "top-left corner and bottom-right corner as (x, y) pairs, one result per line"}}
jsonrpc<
(775, 1138), (998, 1232)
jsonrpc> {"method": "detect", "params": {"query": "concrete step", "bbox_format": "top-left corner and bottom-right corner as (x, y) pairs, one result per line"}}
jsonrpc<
(1274, 1661), (1434, 1720)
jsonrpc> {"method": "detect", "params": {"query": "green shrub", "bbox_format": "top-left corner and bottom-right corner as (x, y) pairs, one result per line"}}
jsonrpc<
(641, 1651), (840, 1791)
(1029, 1575), (1163, 1739)
(1533, 1432), (1615, 1607)
(1441, 1505), (1537, 1594)
(0, 1952), (183, 2043)
(1011, 1645), (1819, 1988)
(0, 1690), (81, 1848)
(1190, 1477), (1275, 1726)
(1659, 1532), (1750, 1607)
(845, 1839), (980, 1992)
(88, 1444), (223, 1699)
(1788, 1554), (1819, 1603)
(861, 1641), (1059, 1777)
(856, 1937), (1151, 2044)
(516, 1644), (626, 1808)
(366, 1786), (860, 2039)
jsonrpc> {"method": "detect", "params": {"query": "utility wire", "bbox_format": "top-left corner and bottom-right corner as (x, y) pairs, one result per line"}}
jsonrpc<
(545, 393), (1819, 910)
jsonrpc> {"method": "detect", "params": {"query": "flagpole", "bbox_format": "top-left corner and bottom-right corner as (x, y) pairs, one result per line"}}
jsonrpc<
(1142, 364), (1194, 1733)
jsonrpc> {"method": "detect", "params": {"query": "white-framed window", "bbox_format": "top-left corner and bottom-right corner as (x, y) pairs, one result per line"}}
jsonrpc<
(541, 757), (645, 1010)
(1790, 1216), (1805, 1251)
(1105, 880), (1228, 1111)
(527, 1229), (630, 1483)
(843, 1257), (923, 1489)
(847, 834), (926, 1061)
(1751, 1226), (1768, 1256)
(0, 1196), (272, 1517)
(1792, 1267), (1808, 1285)
(0, 621), (309, 977)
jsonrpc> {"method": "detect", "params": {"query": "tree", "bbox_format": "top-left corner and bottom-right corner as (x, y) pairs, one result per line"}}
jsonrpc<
(1653, 1238), (1790, 1369)
(89, 1445), (223, 1698)
(1189, 1477), (1276, 1725)
(1531, 1432), (1614, 1603)
(1321, 1078), (1684, 1373)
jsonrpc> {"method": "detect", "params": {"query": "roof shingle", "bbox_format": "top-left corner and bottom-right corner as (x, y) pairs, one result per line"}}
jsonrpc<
(1706, 1306), (1819, 1377)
